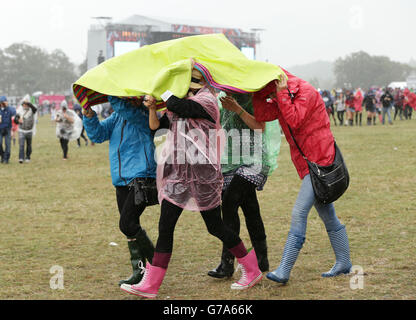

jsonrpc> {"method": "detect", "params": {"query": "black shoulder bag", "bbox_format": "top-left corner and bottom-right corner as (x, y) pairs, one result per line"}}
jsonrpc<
(130, 135), (159, 207)
(131, 178), (159, 207)
(286, 89), (350, 204)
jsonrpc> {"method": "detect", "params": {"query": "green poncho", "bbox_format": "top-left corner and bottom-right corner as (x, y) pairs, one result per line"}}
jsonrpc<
(218, 92), (281, 176)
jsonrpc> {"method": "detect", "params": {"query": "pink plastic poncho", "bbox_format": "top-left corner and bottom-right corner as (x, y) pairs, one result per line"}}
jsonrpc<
(156, 86), (224, 212)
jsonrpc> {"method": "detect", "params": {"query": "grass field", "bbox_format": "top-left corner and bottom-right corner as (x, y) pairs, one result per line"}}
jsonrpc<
(0, 115), (415, 300)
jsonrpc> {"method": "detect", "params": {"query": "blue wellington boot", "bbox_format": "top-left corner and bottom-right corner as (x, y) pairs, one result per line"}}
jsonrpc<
(321, 225), (352, 278)
(267, 233), (305, 284)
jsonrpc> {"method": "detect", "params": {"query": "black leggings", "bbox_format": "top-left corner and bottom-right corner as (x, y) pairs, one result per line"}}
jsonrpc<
(222, 175), (266, 244)
(77, 127), (88, 146)
(116, 186), (146, 238)
(59, 138), (69, 159)
(155, 199), (242, 254)
(337, 111), (345, 125)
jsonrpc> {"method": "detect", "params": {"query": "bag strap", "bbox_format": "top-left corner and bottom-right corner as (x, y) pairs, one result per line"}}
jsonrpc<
(287, 126), (308, 162)
(284, 87), (309, 162)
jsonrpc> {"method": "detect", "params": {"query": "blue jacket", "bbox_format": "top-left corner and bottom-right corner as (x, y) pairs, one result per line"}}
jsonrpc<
(0, 106), (16, 130)
(83, 96), (157, 187)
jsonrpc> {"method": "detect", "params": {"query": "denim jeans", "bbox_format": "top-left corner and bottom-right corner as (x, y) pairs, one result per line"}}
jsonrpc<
(382, 106), (393, 124)
(0, 128), (11, 162)
(19, 131), (33, 161)
(289, 174), (343, 237)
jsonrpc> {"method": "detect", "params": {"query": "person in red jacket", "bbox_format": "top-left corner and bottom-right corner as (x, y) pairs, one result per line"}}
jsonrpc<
(252, 69), (352, 284)
(404, 88), (416, 120)
(354, 89), (364, 126)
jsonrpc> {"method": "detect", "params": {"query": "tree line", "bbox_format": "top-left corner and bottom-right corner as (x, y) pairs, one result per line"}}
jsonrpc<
(334, 51), (414, 89)
(0, 43), (87, 97)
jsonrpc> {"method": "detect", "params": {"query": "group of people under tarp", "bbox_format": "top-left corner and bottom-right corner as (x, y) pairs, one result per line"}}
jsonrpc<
(79, 60), (353, 299)
(321, 87), (416, 127)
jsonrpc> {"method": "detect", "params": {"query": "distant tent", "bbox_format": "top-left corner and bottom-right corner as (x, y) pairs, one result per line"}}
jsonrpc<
(388, 82), (407, 89)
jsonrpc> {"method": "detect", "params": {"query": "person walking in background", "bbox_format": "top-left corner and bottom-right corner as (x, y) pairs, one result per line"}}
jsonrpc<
(50, 102), (57, 121)
(393, 89), (404, 121)
(322, 90), (337, 126)
(375, 88), (383, 124)
(11, 114), (19, 146)
(73, 103), (89, 147)
(82, 95), (157, 288)
(334, 90), (346, 126)
(345, 90), (356, 126)
(354, 88), (364, 126)
(404, 88), (415, 120)
(55, 101), (75, 160)
(380, 88), (394, 125)
(363, 89), (377, 125)
(0, 96), (16, 164)
(207, 92), (281, 279)
(252, 70), (352, 285)
(16, 101), (38, 163)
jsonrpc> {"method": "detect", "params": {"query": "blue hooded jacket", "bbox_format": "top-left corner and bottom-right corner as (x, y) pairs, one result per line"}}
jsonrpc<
(83, 96), (157, 187)
(0, 106), (16, 130)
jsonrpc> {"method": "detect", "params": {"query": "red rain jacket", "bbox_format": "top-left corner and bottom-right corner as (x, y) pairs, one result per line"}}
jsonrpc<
(253, 69), (335, 180)
(354, 91), (364, 112)
(404, 89), (416, 109)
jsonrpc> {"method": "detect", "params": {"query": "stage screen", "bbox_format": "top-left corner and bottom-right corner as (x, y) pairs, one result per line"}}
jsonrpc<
(114, 41), (141, 57)
(241, 47), (255, 60)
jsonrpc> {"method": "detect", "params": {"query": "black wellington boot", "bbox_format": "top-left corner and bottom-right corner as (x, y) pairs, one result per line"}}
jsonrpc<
(135, 228), (155, 264)
(118, 239), (146, 286)
(118, 229), (155, 286)
(252, 239), (269, 272)
(208, 247), (235, 279)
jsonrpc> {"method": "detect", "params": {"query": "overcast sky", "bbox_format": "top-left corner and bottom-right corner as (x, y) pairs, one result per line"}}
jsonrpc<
(1, 0), (415, 68)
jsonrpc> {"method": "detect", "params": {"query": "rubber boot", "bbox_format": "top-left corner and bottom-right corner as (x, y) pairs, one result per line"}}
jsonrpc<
(252, 239), (269, 272)
(118, 240), (146, 287)
(120, 262), (167, 298)
(208, 246), (235, 279)
(348, 119), (354, 126)
(321, 225), (352, 278)
(135, 228), (155, 264)
(266, 233), (305, 284)
(231, 249), (263, 290)
(118, 229), (155, 287)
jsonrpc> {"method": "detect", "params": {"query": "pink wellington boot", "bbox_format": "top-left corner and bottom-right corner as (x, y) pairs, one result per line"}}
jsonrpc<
(120, 262), (167, 298)
(231, 249), (263, 290)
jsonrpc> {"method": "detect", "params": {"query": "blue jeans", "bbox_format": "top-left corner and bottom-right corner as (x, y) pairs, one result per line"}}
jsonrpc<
(289, 174), (342, 238)
(0, 128), (11, 162)
(19, 131), (33, 161)
(382, 106), (393, 124)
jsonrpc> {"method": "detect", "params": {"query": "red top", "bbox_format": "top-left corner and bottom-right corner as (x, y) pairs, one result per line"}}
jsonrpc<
(354, 91), (364, 112)
(253, 69), (335, 179)
(404, 89), (416, 109)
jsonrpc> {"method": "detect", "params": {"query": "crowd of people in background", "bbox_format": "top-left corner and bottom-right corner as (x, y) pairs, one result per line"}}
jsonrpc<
(1, 84), (415, 165)
(0, 94), (113, 164)
(320, 87), (416, 127)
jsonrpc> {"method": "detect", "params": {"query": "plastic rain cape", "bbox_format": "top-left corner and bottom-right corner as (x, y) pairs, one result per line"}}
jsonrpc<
(72, 33), (286, 109)
(217, 92), (281, 176)
(55, 109), (83, 141)
(157, 86), (224, 212)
